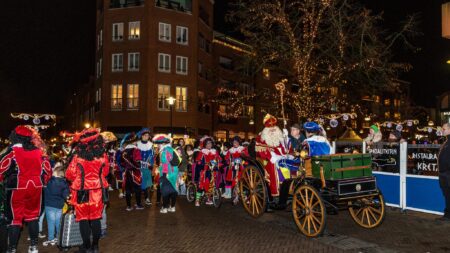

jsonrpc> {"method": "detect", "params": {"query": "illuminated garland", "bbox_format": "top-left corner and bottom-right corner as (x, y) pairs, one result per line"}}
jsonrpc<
(11, 113), (56, 126)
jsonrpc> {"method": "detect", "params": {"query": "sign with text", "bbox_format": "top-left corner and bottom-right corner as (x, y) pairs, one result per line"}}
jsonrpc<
(407, 144), (440, 176)
(367, 142), (400, 173)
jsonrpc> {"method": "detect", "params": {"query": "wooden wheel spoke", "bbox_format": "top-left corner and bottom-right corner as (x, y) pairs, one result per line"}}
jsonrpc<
(368, 206), (382, 215)
(310, 213), (321, 225)
(309, 215), (319, 232)
(295, 197), (306, 209)
(307, 216), (311, 233)
(365, 209), (372, 226)
(367, 207), (378, 222)
(304, 189), (309, 207)
(311, 201), (320, 209)
(301, 215), (308, 229)
(354, 207), (363, 218)
(309, 192), (315, 207)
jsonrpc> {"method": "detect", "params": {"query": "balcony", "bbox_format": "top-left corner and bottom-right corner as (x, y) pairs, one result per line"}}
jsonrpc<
(155, 0), (192, 13)
(110, 0), (144, 9)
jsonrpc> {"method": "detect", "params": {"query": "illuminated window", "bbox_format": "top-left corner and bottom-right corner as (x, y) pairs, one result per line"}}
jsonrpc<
(158, 22), (171, 42)
(127, 84), (139, 109)
(111, 84), (122, 111)
(244, 105), (254, 119)
(112, 23), (124, 41)
(384, 99), (390, 106)
(384, 111), (391, 119)
(128, 52), (140, 71)
(176, 26), (188, 45)
(331, 87), (338, 96)
(158, 84), (170, 110)
(176, 86), (187, 112)
(374, 96), (380, 103)
(129, 21), (140, 40)
(394, 112), (401, 119)
(262, 68), (270, 80)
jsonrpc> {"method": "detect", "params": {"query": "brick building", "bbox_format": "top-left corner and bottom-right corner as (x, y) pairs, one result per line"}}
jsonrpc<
(66, 0), (275, 140)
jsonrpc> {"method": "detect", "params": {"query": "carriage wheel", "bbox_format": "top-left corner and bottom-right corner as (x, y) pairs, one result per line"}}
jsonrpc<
(348, 192), (385, 229)
(186, 183), (196, 203)
(292, 184), (326, 237)
(213, 187), (222, 208)
(239, 165), (267, 218)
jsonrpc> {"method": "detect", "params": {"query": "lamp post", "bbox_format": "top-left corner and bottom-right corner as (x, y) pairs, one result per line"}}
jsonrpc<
(167, 96), (176, 137)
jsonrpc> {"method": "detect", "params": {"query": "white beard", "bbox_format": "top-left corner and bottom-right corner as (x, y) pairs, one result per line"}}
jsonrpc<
(261, 127), (284, 147)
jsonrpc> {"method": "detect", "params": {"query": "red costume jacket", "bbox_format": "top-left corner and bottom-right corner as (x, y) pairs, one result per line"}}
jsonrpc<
(224, 146), (248, 186)
(255, 135), (288, 197)
(66, 154), (109, 221)
(0, 144), (51, 226)
(120, 145), (142, 186)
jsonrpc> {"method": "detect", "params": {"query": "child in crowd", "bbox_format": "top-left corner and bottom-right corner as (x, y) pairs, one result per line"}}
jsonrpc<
(42, 166), (69, 246)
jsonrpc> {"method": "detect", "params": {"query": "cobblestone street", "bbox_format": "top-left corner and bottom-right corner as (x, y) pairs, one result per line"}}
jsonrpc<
(16, 191), (450, 253)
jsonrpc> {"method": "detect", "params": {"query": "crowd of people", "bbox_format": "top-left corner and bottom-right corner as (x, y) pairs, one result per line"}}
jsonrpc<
(0, 116), (449, 253)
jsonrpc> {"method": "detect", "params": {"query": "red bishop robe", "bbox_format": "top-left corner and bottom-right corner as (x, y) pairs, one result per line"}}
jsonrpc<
(255, 135), (288, 197)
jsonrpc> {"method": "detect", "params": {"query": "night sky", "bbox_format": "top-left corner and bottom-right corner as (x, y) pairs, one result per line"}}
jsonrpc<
(0, 0), (449, 136)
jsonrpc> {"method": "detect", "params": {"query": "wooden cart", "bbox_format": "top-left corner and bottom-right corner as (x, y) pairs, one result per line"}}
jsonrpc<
(239, 153), (385, 237)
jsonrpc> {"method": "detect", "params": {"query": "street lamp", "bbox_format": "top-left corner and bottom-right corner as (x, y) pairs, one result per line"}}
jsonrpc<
(84, 122), (91, 129)
(166, 96), (176, 137)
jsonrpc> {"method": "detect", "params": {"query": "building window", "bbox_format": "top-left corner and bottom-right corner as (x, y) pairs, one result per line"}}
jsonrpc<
(128, 52), (140, 71)
(158, 53), (171, 72)
(384, 111), (391, 119)
(394, 112), (401, 119)
(99, 29), (103, 46)
(198, 33), (205, 49)
(158, 84), (170, 110)
(128, 21), (140, 39)
(158, 22), (171, 42)
(176, 56), (188, 75)
(112, 23), (124, 41)
(176, 86), (187, 112)
(111, 84), (123, 110)
(96, 61), (99, 78)
(384, 99), (391, 106)
(242, 105), (254, 118)
(95, 88), (101, 112)
(330, 87), (338, 96)
(176, 26), (188, 45)
(99, 58), (102, 76)
(219, 56), (233, 70)
(198, 62), (203, 77)
(112, 53), (123, 72)
(127, 84), (139, 110)
(262, 68), (270, 80)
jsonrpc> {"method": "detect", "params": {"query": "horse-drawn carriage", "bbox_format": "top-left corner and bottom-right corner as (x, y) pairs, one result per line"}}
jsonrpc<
(239, 152), (386, 237)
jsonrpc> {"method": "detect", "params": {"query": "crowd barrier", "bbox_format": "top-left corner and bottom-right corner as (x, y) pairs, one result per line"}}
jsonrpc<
(332, 141), (445, 215)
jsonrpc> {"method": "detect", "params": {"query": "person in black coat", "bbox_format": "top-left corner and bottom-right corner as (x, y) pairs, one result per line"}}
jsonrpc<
(438, 123), (450, 221)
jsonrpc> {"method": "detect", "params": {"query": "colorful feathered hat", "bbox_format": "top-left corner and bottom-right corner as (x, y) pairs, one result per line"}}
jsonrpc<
(199, 135), (214, 148)
(137, 128), (151, 139)
(152, 134), (171, 144)
(303, 122), (321, 132)
(14, 125), (34, 137)
(120, 132), (137, 148)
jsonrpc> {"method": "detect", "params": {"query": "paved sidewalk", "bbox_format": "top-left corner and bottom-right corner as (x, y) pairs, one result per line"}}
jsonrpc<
(15, 192), (450, 253)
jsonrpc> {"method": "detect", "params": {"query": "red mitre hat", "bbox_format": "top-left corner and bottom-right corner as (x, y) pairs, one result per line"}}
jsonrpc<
(14, 125), (33, 137)
(263, 114), (277, 127)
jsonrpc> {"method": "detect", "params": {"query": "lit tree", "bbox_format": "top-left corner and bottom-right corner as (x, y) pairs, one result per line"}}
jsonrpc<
(221, 0), (418, 120)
